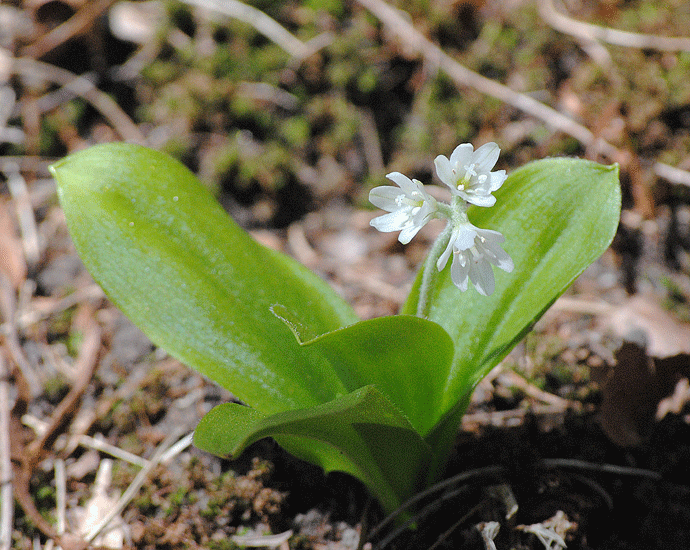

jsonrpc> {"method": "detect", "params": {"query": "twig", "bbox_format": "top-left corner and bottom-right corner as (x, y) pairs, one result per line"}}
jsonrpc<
(538, 0), (690, 53)
(3, 162), (41, 268)
(83, 430), (187, 543)
(367, 465), (504, 542)
(501, 369), (576, 410)
(2, 284), (104, 335)
(0, 156), (57, 174)
(54, 459), (66, 539)
(22, 0), (120, 59)
(539, 0), (615, 68)
(26, 320), (101, 467)
(0, 275), (41, 398)
(286, 224), (320, 269)
(180, 0), (327, 60)
(232, 530), (293, 548)
(13, 464), (64, 546)
(354, 0), (690, 188)
(355, 0), (610, 152)
(158, 432), (194, 464)
(359, 108), (385, 175)
(550, 295), (614, 316)
(653, 160), (690, 188)
(339, 265), (408, 304)
(21, 416), (149, 469)
(0, 86), (24, 145)
(0, 354), (13, 550)
(460, 403), (589, 431)
(426, 503), (483, 550)
(237, 81), (300, 110)
(8, 53), (145, 144)
(541, 458), (662, 480)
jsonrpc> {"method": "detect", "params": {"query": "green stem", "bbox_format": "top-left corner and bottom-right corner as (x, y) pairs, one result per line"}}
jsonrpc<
(416, 222), (452, 318)
(415, 197), (468, 318)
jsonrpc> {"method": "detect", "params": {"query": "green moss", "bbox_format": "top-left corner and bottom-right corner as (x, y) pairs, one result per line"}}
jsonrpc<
(206, 539), (240, 550)
(43, 373), (70, 403)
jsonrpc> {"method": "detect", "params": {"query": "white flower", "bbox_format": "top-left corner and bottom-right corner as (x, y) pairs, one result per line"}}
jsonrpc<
(437, 222), (513, 296)
(434, 142), (507, 207)
(369, 172), (438, 244)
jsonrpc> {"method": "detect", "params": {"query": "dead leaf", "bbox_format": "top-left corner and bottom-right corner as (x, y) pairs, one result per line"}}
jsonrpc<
(0, 198), (27, 288)
(602, 293), (690, 357)
(595, 341), (690, 446)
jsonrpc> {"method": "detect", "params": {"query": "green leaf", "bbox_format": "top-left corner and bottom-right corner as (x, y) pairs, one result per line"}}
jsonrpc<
(50, 143), (360, 414)
(193, 385), (430, 513)
(404, 158), (621, 412)
(272, 307), (454, 436)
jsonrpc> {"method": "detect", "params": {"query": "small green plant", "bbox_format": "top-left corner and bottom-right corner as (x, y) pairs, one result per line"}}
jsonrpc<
(50, 141), (619, 513)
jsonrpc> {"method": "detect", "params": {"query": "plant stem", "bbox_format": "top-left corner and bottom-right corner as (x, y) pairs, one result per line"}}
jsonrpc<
(416, 222), (452, 317)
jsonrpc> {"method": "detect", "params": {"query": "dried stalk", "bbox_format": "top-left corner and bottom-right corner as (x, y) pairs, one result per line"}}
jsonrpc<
(8, 53), (145, 144)
(181, 0), (329, 60)
(22, 0), (120, 59)
(539, 0), (690, 53)
(0, 354), (13, 550)
(354, 0), (690, 188)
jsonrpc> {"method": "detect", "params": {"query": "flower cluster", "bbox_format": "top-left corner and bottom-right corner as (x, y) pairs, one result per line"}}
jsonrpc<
(369, 142), (513, 296)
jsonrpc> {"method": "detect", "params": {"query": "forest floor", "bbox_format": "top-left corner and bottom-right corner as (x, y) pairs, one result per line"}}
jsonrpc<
(2, 0), (690, 549)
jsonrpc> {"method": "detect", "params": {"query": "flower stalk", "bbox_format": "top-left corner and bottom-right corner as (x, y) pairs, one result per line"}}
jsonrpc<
(417, 223), (453, 318)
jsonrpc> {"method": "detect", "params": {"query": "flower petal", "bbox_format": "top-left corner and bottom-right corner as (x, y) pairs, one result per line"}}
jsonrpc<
(490, 247), (514, 272)
(452, 225), (478, 250)
(469, 257), (495, 296)
(385, 171), (418, 195)
(370, 209), (411, 233)
(448, 143), (474, 169)
(488, 170), (507, 192)
(472, 142), (500, 171)
(369, 172), (438, 244)
(462, 192), (496, 207)
(434, 155), (455, 188)
(450, 253), (470, 291)
(398, 222), (424, 244)
(437, 232), (456, 271)
(369, 186), (404, 210)
(476, 228), (505, 243)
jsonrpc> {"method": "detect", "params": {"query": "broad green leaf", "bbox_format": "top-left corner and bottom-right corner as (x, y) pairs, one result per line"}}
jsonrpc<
(404, 158), (620, 413)
(51, 143), (360, 414)
(193, 385), (431, 512)
(272, 307), (454, 436)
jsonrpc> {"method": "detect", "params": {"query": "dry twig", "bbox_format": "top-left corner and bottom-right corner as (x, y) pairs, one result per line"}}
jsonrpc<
(181, 0), (330, 60)
(10, 316), (102, 549)
(0, 354), (12, 550)
(6, 51), (145, 144)
(83, 431), (191, 544)
(0, 275), (41, 398)
(54, 458), (67, 540)
(538, 0), (690, 53)
(26, 320), (101, 464)
(354, 0), (690, 188)
(22, 0), (120, 59)
(22, 416), (149, 469)
(3, 162), (40, 268)
(4, 284), (104, 334)
(501, 369), (577, 410)
(355, 0), (611, 152)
